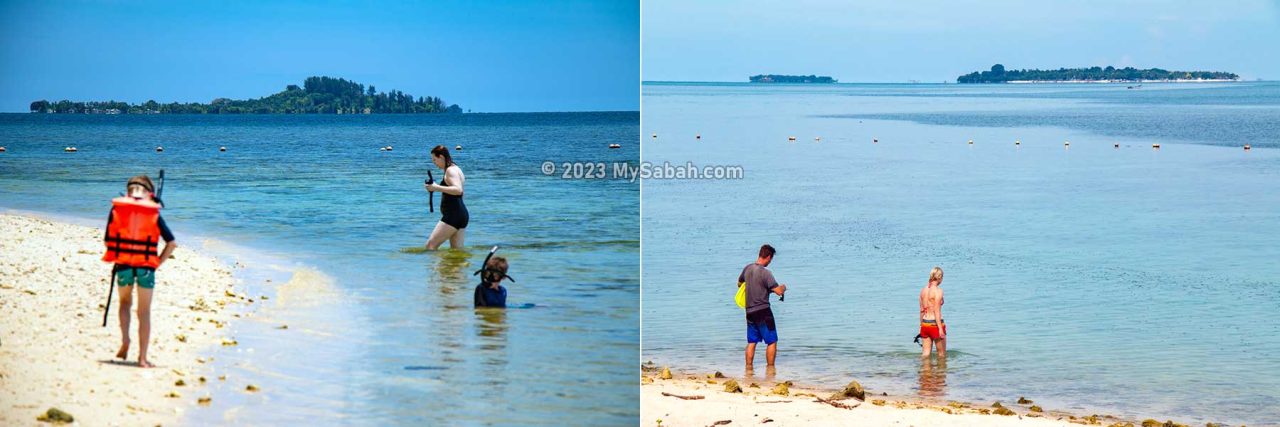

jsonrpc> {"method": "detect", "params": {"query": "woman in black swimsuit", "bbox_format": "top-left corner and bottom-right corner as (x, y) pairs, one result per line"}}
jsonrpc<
(424, 145), (468, 249)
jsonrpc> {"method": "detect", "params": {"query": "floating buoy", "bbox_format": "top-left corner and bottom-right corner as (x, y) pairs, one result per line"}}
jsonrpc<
(219, 146), (227, 152)
(0, 146), (6, 152)
(1015, 140), (1020, 145)
(156, 146), (164, 152)
(872, 138), (878, 143)
(1152, 143), (1161, 149)
(1064, 141), (1070, 147)
(695, 135), (701, 139)
(455, 145), (462, 150)
(64, 147), (77, 153)
(1114, 143), (1119, 148)
(814, 137), (821, 142)
(1244, 144), (1251, 151)
(788, 136), (796, 141)
(608, 144), (621, 149)
(380, 146), (393, 152)
(968, 139), (974, 145)
(652, 134), (657, 139)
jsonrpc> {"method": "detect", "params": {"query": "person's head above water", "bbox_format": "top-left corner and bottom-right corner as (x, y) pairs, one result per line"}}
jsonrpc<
(126, 175), (155, 199)
(430, 145), (455, 169)
(482, 256), (510, 285)
(929, 266), (944, 286)
(757, 244), (776, 266)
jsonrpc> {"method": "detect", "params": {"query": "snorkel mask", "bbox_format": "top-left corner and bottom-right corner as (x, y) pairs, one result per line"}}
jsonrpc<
(474, 246), (515, 283)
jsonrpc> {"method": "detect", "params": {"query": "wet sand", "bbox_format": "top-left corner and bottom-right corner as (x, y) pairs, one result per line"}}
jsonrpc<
(640, 365), (1190, 427)
(0, 214), (253, 426)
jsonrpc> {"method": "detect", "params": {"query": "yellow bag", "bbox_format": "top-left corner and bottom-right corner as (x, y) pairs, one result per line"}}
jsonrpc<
(735, 282), (747, 309)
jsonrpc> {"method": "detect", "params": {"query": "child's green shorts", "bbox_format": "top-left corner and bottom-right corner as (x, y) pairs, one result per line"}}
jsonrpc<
(114, 266), (156, 289)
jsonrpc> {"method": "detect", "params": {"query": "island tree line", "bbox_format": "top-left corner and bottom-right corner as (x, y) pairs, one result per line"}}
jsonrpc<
(29, 76), (462, 114)
(957, 64), (1238, 83)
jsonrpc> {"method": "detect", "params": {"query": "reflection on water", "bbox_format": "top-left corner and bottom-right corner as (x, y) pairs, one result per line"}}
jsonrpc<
(744, 364), (777, 383)
(476, 308), (508, 339)
(431, 248), (475, 294)
(918, 356), (947, 398)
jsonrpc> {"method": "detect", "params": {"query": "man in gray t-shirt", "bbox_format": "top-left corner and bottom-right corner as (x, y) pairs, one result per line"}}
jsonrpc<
(737, 244), (786, 368)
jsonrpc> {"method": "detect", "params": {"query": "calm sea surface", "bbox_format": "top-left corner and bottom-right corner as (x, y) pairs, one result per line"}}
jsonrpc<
(0, 112), (639, 425)
(641, 82), (1280, 426)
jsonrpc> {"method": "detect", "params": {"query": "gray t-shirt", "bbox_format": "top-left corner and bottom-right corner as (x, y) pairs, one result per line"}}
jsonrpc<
(739, 263), (779, 314)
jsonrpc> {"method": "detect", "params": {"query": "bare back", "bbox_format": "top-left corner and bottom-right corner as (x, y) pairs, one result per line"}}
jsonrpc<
(919, 285), (944, 321)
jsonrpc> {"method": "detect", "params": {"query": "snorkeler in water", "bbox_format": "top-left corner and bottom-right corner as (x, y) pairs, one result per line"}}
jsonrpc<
(474, 247), (515, 308)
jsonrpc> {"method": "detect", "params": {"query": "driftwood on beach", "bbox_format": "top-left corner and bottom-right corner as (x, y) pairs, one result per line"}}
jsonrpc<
(819, 396), (860, 409)
(661, 392), (705, 400)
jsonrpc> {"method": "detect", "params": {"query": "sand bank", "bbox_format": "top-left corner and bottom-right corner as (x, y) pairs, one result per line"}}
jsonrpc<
(640, 365), (1192, 427)
(0, 214), (254, 426)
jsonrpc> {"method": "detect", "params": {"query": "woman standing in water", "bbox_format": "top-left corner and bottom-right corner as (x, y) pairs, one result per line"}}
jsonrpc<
(919, 266), (946, 357)
(424, 145), (468, 249)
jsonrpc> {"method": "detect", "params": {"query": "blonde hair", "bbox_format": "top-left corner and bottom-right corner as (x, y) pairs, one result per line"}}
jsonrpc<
(928, 267), (944, 285)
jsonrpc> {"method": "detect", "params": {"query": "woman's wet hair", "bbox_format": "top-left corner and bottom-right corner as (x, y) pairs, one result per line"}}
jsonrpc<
(430, 145), (454, 168)
(929, 266), (944, 284)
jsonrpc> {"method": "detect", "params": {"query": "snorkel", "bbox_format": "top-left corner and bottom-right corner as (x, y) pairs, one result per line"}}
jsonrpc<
(425, 170), (435, 213)
(154, 169), (165, 207)
(474, 245), (515, 284)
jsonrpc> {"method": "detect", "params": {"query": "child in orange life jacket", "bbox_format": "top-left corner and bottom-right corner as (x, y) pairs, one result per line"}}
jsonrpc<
(102, 175), (176, 368)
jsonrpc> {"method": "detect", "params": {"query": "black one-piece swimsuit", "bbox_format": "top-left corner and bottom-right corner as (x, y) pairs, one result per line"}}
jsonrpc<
(439, 176), (469, 229)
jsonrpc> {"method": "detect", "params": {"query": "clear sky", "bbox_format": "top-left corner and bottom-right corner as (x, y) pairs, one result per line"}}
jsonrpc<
(643, 0), (1280, 82)
(0, 0), (639, 112)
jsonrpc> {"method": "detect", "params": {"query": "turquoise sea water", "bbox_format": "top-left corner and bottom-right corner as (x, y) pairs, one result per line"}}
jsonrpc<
(641, 82), (1280, 425)
(0, 113), (639, 425)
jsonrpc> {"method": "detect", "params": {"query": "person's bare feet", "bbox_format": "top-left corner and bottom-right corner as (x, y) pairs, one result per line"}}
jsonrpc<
(116, 339), (129, 360)
(137, 359), (153, 368)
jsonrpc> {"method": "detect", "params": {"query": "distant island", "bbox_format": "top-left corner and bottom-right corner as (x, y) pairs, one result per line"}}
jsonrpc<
(29, 76), (462, 114)
(957, 64), (1238, 83)
(749, 74), (837, 83)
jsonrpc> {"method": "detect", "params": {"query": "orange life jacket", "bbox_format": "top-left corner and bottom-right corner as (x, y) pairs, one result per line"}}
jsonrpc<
(102, 196), (163, 268)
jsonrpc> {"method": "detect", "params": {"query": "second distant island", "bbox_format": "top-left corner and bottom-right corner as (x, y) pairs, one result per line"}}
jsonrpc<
(957, 64), (1238, 83)
(29, 76), (461, 114)
(749, 74), (837, 84)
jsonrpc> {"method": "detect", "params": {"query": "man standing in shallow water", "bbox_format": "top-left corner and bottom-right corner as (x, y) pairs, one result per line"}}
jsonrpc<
(739, 244), (786, 369)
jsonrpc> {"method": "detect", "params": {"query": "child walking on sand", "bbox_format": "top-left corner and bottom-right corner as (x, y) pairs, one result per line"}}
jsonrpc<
(102, 175), (177, 368)
(919, 266), (946, 358)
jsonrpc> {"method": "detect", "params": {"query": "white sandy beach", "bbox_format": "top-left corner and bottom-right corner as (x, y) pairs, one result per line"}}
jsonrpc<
(0, 214), (252, 426)
(640, 366), (1190, 427)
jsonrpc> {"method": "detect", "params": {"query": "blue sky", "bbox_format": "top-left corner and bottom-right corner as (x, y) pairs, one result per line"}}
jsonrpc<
(0, 0), (638, 112)
(643, 0), (1280, 82)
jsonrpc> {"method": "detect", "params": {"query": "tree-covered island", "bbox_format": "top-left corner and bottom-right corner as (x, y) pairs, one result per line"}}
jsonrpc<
(29, 76), (462, 114)
(957, 64), (1238, 83)
(749, 74), (837, 83)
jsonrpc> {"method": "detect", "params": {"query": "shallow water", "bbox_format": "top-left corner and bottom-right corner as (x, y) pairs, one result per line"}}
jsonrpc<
(0, 112), (639, 425)
(640, 82), (1280, 425)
